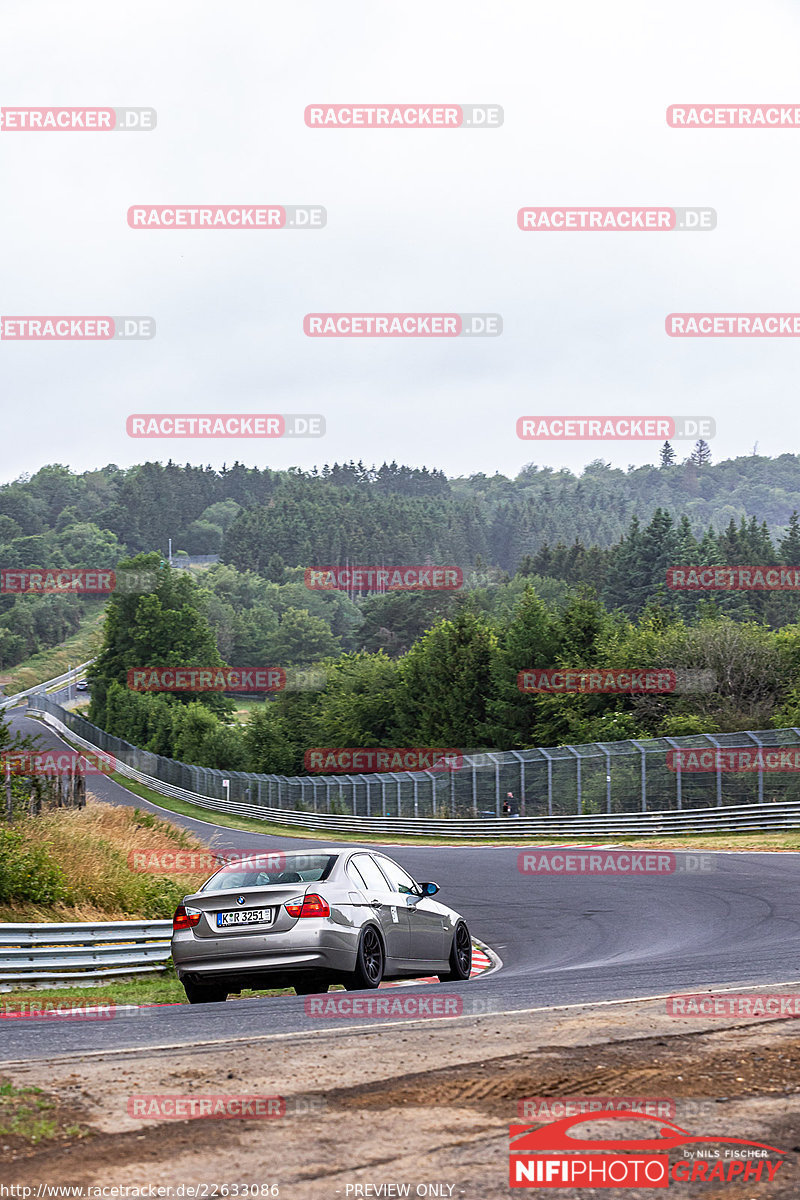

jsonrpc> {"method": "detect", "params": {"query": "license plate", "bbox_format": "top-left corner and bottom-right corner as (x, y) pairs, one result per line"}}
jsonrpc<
(217, 908), (275, 928)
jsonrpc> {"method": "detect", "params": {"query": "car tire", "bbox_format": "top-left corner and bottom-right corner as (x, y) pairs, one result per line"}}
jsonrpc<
(344, 925), (384, 990)
(438, 921), (472, 981)
(183, 980), (229, 1004)
(294, 978), (330, 995)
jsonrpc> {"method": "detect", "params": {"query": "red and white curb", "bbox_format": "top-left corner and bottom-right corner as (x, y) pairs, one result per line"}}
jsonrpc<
(380, 938), (499, 988)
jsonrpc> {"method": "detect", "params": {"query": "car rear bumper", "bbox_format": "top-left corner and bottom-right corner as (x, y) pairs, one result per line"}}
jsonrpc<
(171, 924), (357, 980)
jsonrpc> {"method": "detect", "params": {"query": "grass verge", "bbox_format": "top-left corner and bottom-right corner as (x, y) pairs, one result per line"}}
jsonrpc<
(0, 966), (294, 1009)
(0, 607), (105, 694)
(0, 801), (211, 922)
(0, 1078), (89, 1147)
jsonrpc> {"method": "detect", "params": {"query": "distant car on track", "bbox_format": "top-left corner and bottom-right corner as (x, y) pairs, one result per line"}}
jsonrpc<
(171, 847), (472, 1003)
(75, 681), (89, 691)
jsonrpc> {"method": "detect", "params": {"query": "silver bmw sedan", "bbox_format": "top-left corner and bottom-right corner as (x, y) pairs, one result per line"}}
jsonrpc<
(171, 846), (472, 1003)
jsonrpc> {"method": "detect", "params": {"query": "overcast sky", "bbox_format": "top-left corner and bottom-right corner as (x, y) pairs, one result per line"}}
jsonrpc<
(2, 0), (799, 485)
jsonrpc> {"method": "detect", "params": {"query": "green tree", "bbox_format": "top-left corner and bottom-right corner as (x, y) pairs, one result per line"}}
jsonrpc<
(690, 439), (712, 467)
(266, 607), (341, 667)
(659, 441), (677, 468)
(89, 553), (232, 727)
(395, 608), (498, 746)
(485, 586), (559, 748)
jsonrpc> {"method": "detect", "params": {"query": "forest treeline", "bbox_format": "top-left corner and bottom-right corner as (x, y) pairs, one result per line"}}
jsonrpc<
(4, 452), (800, 671)
(4, 451), (800, 571)
(85, 554), (800, 776)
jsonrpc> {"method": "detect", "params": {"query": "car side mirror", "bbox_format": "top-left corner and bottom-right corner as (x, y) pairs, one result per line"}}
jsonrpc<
(418, 881), (439, 897)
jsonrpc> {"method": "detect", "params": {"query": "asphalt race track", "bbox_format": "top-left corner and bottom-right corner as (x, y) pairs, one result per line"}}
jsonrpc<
(3, 703), (800, 1063)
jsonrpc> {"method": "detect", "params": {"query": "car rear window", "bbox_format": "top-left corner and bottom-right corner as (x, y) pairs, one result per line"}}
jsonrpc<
(201, 854), (336, 892)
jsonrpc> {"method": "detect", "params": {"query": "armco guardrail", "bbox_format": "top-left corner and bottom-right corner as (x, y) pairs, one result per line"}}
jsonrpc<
(0, 920), (172, 989)
(0, 660), (93, 712)
(24, 697), (800, 835)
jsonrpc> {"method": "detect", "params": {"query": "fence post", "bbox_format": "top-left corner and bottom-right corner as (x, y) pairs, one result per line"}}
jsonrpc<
(604, 748), (612, 814)
(565, 747), (580, 815)
(540, 749), (554, 817)
(754, 734), (765, 804)
(5, 762), (12, 824)
(707, 735), (722, 807)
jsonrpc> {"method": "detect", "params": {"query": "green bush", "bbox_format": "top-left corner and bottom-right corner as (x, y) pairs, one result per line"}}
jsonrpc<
(138, 875), (194, 919)
(0, 830), (66, 905)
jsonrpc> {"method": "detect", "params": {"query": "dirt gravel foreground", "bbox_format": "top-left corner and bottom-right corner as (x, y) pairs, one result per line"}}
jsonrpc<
(2, 994), (800, 1199)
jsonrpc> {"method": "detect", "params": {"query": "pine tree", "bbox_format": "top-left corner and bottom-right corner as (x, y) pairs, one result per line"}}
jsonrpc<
(780, 512), (800, 565)
(690, 439), (712, 467)
(659, 441), (677, 468)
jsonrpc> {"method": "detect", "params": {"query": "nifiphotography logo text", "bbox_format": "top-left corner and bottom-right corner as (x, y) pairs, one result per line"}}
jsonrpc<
(509, 1112), (785, 1187)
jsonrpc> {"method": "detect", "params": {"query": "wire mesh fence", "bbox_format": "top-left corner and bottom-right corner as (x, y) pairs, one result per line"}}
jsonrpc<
(27, 693), (800, 821)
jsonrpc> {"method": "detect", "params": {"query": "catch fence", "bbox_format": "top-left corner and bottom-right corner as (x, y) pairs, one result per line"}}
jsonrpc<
(26, 694), (800, 823)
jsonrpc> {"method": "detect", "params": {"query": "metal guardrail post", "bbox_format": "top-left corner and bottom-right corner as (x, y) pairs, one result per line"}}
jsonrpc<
(539, 749), (554, 817)
(565, 746), (581, 814)
(509, 750), (525, 817)
(754, 734), (765, 805)
(601, 746), (612, 814)
(495, 753), (501, 817)
(706, 735), (723, 806)
(631, 741), (647, 811)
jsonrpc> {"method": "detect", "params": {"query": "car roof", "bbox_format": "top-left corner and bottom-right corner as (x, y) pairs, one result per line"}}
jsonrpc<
(267, 847), (390, 856)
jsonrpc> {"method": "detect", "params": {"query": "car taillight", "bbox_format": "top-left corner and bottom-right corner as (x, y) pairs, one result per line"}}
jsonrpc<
(285, 893), (330, 918)
(173, 904), (201, 931)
